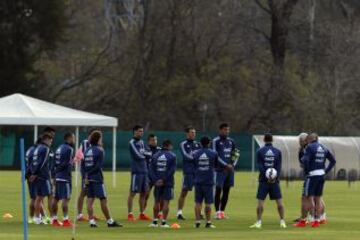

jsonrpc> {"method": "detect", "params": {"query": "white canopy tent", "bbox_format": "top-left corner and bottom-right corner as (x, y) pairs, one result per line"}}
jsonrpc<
(252, 135), (360, 181)
(0, 93), (119, 187)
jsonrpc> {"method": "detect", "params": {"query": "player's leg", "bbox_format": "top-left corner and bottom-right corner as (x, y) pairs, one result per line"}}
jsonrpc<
(275, 199), (286, 228)
(87, 197), (96, 227)
(194, 185), (203, 228)
(204, 185), (216, 228)
(177, 174), (193, 220)
(34, 195), (44, 224)
(149, 187), (161, 227)
(250, 182), (267, 228)
(61, 182), (72, 227)
(270, 182), (286, 228)
(214, 171), (224, 219)
(319, 197), (327, 223)
(77, 180), (88, 221)
(220, 171), (234, 218)
(139, 174), (151, 220)
(161, 200), (170, 227)
(127, 174), (138, 220)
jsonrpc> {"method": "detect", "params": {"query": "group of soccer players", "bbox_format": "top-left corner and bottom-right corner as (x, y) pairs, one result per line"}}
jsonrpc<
(126, 123), (240, 228)
(25, 124), (336, 229)
(249, 132), (336, 229)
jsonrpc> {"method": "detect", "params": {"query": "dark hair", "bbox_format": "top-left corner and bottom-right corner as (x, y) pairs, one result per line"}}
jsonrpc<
(64, 132), (74, 141)
(35, 137), (42, 145)
(264, 133), (273, 143)
(133, 125), (143, 132)
(200, 136), (211, 147)
(89, 130), (102, 145)
(148, 134), (156, 140)
(88, 128), (99, 136)
(219, 123), (229, 130)
(185, 125), (195, 133)
(41, 133), (53, 141)
(162, 139), (172, 148)
(43, 127), (56, 133)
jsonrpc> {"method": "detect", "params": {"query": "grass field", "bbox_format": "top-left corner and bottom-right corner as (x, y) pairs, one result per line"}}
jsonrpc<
(0, 171), (359, 240)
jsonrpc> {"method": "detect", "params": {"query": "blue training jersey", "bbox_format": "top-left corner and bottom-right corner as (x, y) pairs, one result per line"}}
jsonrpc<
(84, 144), (104, 183)
(30, 143), (51, 180)
(80, 139), (91, 177)
(257, 143), (282, 182)
(129, 137), (147, 174)
(302, 140), (336, 177)
(149, 149), (177, 187)
(25, 145), (37, 178)
(180, 139), (201, 175)
(212, 135), (236, 171)
(193, 147), (218, 186)
(54, 143), (74, 182)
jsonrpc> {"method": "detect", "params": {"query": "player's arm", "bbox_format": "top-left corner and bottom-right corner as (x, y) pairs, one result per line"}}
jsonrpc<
(180, 141), (193, 161)
(31, 147), (46, 175)
(325, 149), (336, 174)
(165, 155), (176, 183)
(257, 150), (265, 174)
(129, 141), (145, 160)
(302, 148), (311, 174)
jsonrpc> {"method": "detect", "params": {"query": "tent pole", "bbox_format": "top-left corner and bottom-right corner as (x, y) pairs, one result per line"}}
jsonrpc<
(33, 125), (38, 143)
(72, 126), (80, 240)
(112, 127), (117, 188)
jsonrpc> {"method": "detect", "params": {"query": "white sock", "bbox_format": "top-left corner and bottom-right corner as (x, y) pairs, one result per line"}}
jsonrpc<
(128, 212), (133, 215)
(257, 220), (262, 225)
(107, 218), (114, 224)
(34, 217), (42, 224)
(177, 210), (182, 216)
(320, 213), (326, 220)
(77, 213), (83, 218)
(280, 219), (285, 224)
(159, 211), (163, 215)
(216, 211), (221, 214)
(89, 219), (96, 225)
(51, 216), (57, 221)
(63, 216), (69, 220)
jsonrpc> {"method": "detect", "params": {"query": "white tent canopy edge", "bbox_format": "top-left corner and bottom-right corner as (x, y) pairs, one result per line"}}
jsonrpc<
(0, 93), (119, 188)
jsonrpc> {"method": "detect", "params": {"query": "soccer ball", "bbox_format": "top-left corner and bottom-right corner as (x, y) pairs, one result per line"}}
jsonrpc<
(265, 168), (277, 180)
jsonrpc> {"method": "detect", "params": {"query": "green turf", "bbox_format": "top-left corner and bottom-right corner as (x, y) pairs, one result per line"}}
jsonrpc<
(0, 171), (359, 240)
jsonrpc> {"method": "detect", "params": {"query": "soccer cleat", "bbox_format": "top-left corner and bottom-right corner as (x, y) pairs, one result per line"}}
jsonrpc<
(319, 219), (327, 224)
(215, 212), (222, 220)
(77, 215), (89, 222)
(127, 213), (136, 221)
(160, 223), (170, 228)
(205, 223), (216, 228)
(148, 223), (159, 228)
(249, 222), (262, 229)
(157, 213), (163, 219)
(293, 220), (307, 228)
(62, 219), (73, 227)
(139, 213), (152, 221)
(280, 221), (287, 228)
(51, 219), (62, 227)
(177, 214), (186, 220)
(311, 221), (320, 228)
(90, 223), (98, 228)
(108, 221), (123, 227)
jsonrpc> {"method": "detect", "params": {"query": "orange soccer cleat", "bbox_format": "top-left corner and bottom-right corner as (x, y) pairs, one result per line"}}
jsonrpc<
(62, 219), (73, 227)
(311, 221), (320, 228)
(128, 213), (136, 221)
(319, 219), (327, 224)
(293, 220), (307, 228)
(220, 212), (226, 219)
(139, 213), (152, 221)
(52, 219), (62, 227)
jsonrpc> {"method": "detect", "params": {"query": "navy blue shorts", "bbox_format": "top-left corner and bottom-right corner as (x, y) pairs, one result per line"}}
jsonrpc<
(130, 174), (149, 193)
(27, 181), (36, 200)
(34, 179), (52, 197)
(182, 174), (194, 191)
(215, 171), (234, 188)
(54, 181), (71, 200)
(257, 181), (282, 200)
(87, 182), (107, 199)
(154, 186), (174, 201)
(303, 176), (325, 197)
(195, 185), (214, 204)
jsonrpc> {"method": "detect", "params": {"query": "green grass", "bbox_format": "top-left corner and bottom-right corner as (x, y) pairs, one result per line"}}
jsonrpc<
(0, 171), (359, 240)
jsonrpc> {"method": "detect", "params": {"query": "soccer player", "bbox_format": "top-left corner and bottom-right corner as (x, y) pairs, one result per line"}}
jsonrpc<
(25, 138), (41, 223)
(77, 128), (99, 222)
(29, 133), (54, 225)
(212, 123), (237, 219)
(51, 132), (75, 227)
(148, 139), (176, 228)
(296, 133), (336, 228)
(84, 130), (122, 227)
(144, 134), (162, 217)
(193, 136), (218, 229)
(176, 126), (201, 220)
(127, 125), (152, 221)
(250, 133), (286, 229)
